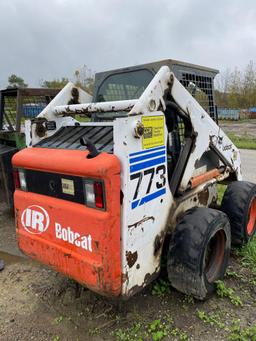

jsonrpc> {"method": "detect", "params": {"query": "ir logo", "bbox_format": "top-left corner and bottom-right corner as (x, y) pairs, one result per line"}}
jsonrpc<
(21, 205), (50, 234)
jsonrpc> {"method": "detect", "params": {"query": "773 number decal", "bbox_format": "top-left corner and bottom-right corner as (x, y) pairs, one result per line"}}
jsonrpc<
(130, 164), (166, 201)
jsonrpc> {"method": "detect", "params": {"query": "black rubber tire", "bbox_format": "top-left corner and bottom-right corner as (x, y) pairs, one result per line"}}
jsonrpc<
(221, 181), (256, 246)
(167, 207), (231, 300)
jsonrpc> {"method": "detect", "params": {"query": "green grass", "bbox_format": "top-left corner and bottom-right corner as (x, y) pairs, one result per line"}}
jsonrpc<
(227, 133), (256, 150)
(113, 315), (189, 341)
(235, 237), (256, 275)
(217, 184), (227, 205)
(215, 280), (243, 306)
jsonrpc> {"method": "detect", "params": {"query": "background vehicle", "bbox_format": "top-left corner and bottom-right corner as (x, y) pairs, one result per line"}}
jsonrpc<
(0, 87), (59, 207)
(12, 59), (256, 299)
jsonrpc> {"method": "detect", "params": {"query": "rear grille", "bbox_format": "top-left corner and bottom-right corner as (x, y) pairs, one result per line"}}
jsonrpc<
(36, 125), (114, 153)
(180, 73), (217, 122)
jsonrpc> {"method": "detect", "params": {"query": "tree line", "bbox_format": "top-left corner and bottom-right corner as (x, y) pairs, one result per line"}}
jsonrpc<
(6, 65), (94, 95)
(6, 61), (256, 109)
(215, 60), (256, 109)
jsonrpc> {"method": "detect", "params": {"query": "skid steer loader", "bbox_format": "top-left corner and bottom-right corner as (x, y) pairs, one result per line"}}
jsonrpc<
(12, 60), (256, 299)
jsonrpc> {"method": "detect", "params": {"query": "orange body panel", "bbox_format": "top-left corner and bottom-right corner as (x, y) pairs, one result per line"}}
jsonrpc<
(13, 148), (121, 296)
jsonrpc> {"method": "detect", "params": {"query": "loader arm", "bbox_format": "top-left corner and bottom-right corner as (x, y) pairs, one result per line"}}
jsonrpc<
(169, 72), (242, 190)
(128, 67), (242, 189)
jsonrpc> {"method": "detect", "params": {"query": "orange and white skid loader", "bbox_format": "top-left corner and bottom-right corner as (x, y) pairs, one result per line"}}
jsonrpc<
(12, 62), (256, 300)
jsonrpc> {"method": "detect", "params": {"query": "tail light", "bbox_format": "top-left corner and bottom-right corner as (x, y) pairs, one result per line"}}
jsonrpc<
(84, 180), (105, 210)
(13, 169), (27, 191)
(13, 169), (20, 189)
(94, 182), (104, 209)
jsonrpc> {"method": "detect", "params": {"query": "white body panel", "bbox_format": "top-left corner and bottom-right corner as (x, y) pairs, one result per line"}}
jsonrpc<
(113, 114), (173, 295)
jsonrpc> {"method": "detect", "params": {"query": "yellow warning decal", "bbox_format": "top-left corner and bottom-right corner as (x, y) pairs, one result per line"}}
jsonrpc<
(142, 115), (164, 149)
(61, 178), (75, 195)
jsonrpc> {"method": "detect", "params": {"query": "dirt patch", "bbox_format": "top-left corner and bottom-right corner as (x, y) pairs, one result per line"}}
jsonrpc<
(220, 119), (256, 137)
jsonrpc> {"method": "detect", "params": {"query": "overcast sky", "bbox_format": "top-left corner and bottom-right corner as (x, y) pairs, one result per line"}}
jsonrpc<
(0, 0), (255, 88)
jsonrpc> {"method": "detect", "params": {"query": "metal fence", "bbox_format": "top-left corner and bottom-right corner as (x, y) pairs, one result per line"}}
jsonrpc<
(0, 88), (60, 132)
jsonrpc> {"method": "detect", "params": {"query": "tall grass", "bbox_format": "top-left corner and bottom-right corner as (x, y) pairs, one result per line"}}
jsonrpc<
(227, 133), (256, 150)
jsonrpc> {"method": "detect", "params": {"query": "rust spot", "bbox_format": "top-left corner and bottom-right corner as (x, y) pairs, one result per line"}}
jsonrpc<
(64, 253), (71, 258)
(120, 190), (124, 206)
(68, 87), (80, 105)
(144, 271), (158, 285)
(127, 269), (159, 297)
(94, 241), (99, 250)
(198, 188), (209, 206)
(128, 216), (155, 229)
(121, 272), (128, 283)
(95, 267), (104, 289)
(35, 121), (46, 137)
(154, 231), (165, 256)
(126, 251), (138, 268)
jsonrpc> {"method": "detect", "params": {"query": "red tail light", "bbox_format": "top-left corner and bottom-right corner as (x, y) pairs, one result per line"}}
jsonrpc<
(13, 169), (27, 191)
(94, 182), (104, 209)
(84, 180), (105, 210)
(13, 169), (20, 189)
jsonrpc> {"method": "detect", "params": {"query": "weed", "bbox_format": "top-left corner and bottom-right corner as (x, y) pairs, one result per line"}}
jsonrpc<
(114, 322), (143, 341)
(148, 319), (167, 341)
(215, 280), (243, 306)
(249, 277), (256, 286)
(228, 319), (256, 340)
(183, 294), (195, 305)
(225, 270), (243, 279)
(52, 337), (60, 341)
(89, 327), (100, 336)
(52, 316), (64, 325)
(170, 327), (189, 340)
(196, 310), (225, 329)
(235, 237), (256, 275)
(113, 314), (189, 341)
(151, 279), (171, 297)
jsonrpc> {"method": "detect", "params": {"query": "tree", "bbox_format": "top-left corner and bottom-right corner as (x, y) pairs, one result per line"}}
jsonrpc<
(226, 67), (242, 108)
(215, 61), (256, 109)
(73, 65), (95, 95)
(40, 65), (94, 93)
(40, 77), (69, 89)
(7, 74), (28, 88)
(242, 60), (256, 108)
